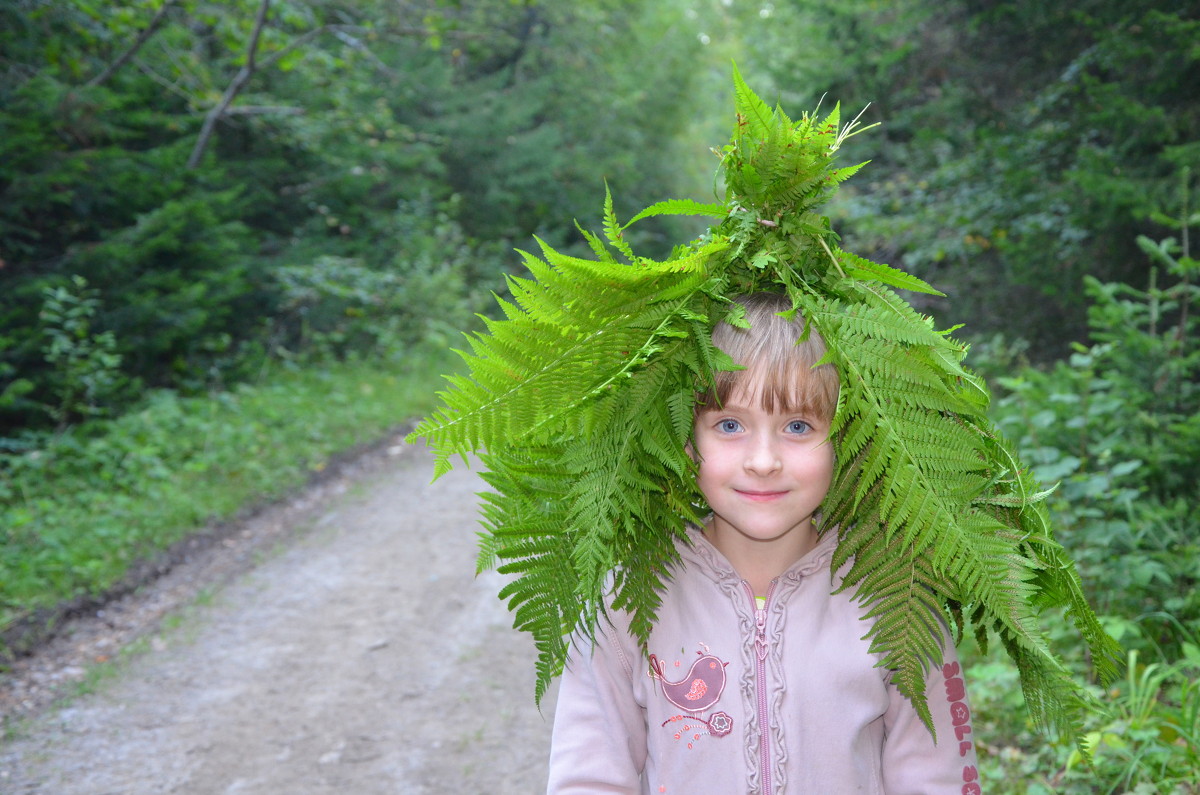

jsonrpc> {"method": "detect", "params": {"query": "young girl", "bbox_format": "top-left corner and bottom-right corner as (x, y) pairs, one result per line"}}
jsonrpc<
(411, 73), (1111, 793)
(546, 293), (981, 794)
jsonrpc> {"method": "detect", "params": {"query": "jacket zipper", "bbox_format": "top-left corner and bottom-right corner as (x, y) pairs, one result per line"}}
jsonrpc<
(747, 580), (778, 794)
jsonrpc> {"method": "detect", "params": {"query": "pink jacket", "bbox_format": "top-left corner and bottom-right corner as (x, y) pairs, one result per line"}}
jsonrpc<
(547, 527), (982, 794)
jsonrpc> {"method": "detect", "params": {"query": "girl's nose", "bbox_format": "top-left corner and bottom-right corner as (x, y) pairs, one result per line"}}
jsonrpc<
(744, 433), (782, 475)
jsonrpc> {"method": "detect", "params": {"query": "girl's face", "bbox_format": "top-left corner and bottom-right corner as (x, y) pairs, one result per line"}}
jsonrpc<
(693, 374), (834, 559)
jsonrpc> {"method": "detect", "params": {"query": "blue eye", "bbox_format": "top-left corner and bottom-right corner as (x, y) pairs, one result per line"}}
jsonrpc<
(718, 419), (742, 433)
(786, 420), (811, 434)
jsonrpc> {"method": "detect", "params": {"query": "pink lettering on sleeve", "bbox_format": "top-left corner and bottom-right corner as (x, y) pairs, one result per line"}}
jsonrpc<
(943, 665), (981, 793)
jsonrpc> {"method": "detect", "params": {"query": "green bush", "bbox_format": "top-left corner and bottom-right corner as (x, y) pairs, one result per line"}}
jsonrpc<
(38, 275), (125, 428)
(970, 203), (1199, 791)
(990, 250), (1199, 657)
(0, 0), (710, 436)
(0, 345), (460, 651)
(967, 640), (1200, 794)
(268, 197), (477, 361)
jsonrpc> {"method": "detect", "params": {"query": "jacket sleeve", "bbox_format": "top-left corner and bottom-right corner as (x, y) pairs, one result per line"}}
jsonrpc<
(546, 620), (648, 794)
(880, 634), (983, 795)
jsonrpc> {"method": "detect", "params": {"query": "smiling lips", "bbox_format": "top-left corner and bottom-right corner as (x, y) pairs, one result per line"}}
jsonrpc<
(735, 489), (789, 502)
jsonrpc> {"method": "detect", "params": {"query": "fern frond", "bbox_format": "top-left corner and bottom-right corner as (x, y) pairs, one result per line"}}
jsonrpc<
(800, 277), (1108, 732)
(625, 199), (726, 228)
(574, 221), (618, 263)
(838, 248), (945, 296)
(602, 183), (637, 264)
(845, 526), (950, 733)
(731, 62), (777, 140)
(406, 238), (726, 465)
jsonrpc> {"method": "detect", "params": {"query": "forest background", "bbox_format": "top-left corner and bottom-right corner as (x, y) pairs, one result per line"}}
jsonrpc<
(1, 0), (1198, 791)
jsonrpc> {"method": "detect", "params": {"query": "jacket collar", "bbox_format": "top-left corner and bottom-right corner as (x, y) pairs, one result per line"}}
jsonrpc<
(678, 523), (839, 585)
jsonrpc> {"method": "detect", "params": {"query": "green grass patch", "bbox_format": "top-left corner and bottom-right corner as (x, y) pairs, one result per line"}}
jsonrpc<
(964, 623), (1200, 794)
(0, 346), (458, 642)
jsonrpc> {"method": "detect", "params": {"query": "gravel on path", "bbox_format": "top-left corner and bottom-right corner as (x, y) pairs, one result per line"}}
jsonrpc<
(0, 441), (557, 794)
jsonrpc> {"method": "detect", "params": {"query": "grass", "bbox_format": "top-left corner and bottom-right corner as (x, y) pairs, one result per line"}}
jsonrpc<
(964, 626), (1200, 794)
(0, 345), (459, 650)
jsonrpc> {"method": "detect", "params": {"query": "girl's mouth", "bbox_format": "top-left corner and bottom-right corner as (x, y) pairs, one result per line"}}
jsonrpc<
(735, 489), (787, 502)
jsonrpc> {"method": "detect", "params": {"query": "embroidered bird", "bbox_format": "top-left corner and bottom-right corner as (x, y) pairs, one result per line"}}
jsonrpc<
(649, 651), (729, 712)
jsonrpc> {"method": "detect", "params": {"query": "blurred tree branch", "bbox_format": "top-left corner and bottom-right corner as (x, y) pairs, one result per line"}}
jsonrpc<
(87, 0), (179, 88)
(221, 105), (305, 116)
(187, 10), (424, 170)
(187, 0), (272, 169)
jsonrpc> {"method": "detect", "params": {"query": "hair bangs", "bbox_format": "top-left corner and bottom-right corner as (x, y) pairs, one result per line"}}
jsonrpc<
(698, 293), (839, 420)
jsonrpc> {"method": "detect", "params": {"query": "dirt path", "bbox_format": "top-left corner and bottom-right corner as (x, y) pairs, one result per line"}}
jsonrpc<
(0, 440), (557, 794)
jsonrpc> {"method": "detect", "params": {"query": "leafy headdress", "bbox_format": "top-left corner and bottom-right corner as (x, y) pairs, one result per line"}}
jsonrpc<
(408, 69), (1120, 739)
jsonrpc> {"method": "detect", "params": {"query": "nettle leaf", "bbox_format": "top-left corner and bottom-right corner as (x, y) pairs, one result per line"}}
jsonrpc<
(408, 68), (1118, 737)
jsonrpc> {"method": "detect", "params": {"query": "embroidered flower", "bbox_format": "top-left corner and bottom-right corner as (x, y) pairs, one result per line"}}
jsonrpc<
(707, 711), (733, 738)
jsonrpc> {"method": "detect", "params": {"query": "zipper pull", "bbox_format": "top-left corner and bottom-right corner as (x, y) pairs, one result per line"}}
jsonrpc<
(754, 604), (768, 660)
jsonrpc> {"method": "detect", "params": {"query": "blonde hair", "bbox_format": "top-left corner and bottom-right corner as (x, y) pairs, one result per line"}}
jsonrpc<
(699, 293), (839, 419)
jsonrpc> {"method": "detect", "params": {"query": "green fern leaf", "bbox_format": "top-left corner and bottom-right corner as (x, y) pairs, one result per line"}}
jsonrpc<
(602, 183), (637, 264)
(625, 199), (726, 227)
(838, 248), (945, 295)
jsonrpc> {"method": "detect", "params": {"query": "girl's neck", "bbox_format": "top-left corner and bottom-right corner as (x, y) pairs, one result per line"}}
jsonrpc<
(701, 520), (817, 598)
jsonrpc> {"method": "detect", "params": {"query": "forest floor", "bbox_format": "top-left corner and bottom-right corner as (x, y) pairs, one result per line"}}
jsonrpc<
(0, 434), (556, 794)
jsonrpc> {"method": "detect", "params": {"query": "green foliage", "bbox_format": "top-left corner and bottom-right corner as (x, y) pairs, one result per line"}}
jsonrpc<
(0, 0), (725, 688)
(414, 223), (727, 697)
(994, 334), (1200, 646)
(0, 0), (709, 435)
(429, 0), (708, 255)
(969, 179), (1200, 791)
(719, 1), (1200, 353)
(1073, 647), (1200, 793)
(268, 199), (477, 360)
(0, 345), (459, 655)
(67, 191), (260, 388)
(966, 640), (1200, 794)
(990, 193), (1200, 660)
(38, 275), (125, 428)
(409, 73), (1118, 740)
